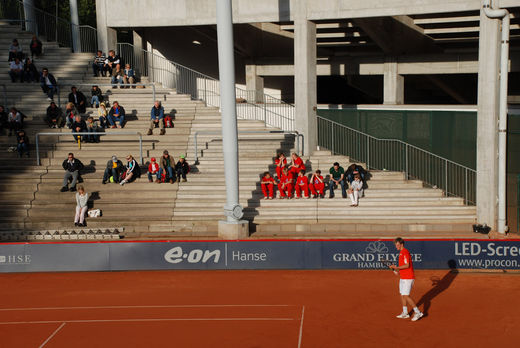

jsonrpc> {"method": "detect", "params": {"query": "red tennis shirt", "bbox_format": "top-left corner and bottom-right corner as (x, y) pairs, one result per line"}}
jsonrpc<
(398, 248), (415, 279)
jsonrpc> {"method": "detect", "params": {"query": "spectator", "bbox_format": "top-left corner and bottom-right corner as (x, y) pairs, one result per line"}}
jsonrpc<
(288, 153), (305, 177)
(7, 107), (23, 135)
(148, 157), (161, 183)
(111, 64), (124, 88)
(61, 153), (84, 192)
(8, 39), (23, 61)
(275, 152), (287, 179)
(71, 115), (86, 142)
(98, 102), (108, 128)
(295, 170), (310, 199)
(102, 155), (124, 184)
(104, 50), (121, 76)
(348, 174), (364, 207)
(278, 167), (294, 199)
(261, 172), (275, 200)
(120, 154), (140, 186)
(309, 170), (325, 198)
(90, 85), (103, 108)
(329, 162), (346, 199)
(8, 57), (23, 82)
(123, 63), (136, 87)
(45, 101), (63, 128)
(65, 102), (79, 129)
(175, 155), (190, 182)
(22, 57), (38, 82)
(86, 116), (99, 143)
(92, 50), (106, 77)
(29, 35), (42, 59)
(345, 163), (367, 184)
(40, 68), (57, 101)
(160, 150), (175, 184)
(148, 100), (165, 135)
(68, 86), (87, 113)
(16, 129), (29, 158)
(0, 105), (7, 134)
(74, 185), (89, 227)
(108, 101), (125, 128)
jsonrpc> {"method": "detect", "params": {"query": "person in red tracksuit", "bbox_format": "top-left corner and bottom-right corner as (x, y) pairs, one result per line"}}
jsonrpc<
(295, 170), (310, 199)
(278, 167), (294, 199)
(309, 169), (325, 198)
(261, 172), (275, 199)
(275, 153), (287, 179)
(289, 153), (305, 177)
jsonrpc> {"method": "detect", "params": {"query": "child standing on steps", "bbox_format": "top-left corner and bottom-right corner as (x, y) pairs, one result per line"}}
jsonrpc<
(261, 172), (275, 200)
(295, 170), (310, 199)
(309, 170), (325, 198)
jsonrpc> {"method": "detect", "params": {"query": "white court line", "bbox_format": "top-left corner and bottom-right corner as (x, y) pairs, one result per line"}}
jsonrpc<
(38, 322), (66, 348)
(0, 304), (293, 312)
(0, 318), (294, 325)
(297, 306), (305, 348)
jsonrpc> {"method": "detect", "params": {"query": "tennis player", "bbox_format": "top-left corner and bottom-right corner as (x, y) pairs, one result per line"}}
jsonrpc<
(390, 237), (424, 321)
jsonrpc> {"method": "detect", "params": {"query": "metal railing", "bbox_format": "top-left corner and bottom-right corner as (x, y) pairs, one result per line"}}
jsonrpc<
(55, 83), (156, 108)
(35, 132), (144, 166)
(1, 0), (97, 52)
(193, 130), (303, 164)
(317, 116), (476, 204)
(116, 43), (296, 132)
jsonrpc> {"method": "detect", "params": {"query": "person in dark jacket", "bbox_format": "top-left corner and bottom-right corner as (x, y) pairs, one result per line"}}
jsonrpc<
(148, 100), (165, 135)
(345, 163), (367, 184)
(108, 101), (125, 128)
(120, 154), (140, 185)
(45, 102), (63, 128)
(16, 129), (29, 158)
(68, 86), (87, 113)
(90, 85), (103, 108)
(61, 153), (84, 192)
(102, 155), (124, 184)
(104, 50), (121, 76)
(175, 155), (190, 182)
(29, 36), (42, 59)
(23, 57), (39, 82)
(8, 39), (23, 61)
(71, 115), (87, 142)
(40, 68), (57, 101)
(160, 150), (175, 184)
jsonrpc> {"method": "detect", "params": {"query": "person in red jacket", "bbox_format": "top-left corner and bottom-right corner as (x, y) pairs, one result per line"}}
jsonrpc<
(289, 153), (305, 177)
(275, 153), (287, 179)
(260, 172), (275, 199)
(147, 157), (161, 183)
(278, 167), (294, 199)
(295, 170), (310, 199)
(309, 169), (325, 198)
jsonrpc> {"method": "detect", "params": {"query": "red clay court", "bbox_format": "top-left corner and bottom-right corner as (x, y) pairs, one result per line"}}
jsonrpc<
(0, 269), (518, 348)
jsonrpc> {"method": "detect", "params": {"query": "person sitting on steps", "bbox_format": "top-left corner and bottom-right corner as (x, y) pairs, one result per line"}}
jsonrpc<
(23, 57), (38, 82)
(175, 155), (190, 182)
(348, 173), (364, 207)
(98, 102), (108, 128)
(111, 64), (124, 88)
(39, 68), (57, 101)
(148, 157), (161, 183)
(16, 129), (30, 158)
(102, 155), (124, 184)
(8, 57), (23, 82)
(345, 163), (367, 184)
(148, 100), (165, 135)
(74, 185), (88, 227)
(288, 153), (305, 177)
(71, 115), (87, 143)
(278, 167), (294, 199)
(65, 102), (79, 129)
(61, 153), (84, 192)
(123, 63), (136, 88)
(45, 101), (63, 128)
(261, 172), (275, 200)
(309, 170), (325, 198)
(68, 86), (87, 114)
(90, 85), (103, 108)
(275, 152), (287, 179)
(295, 170), (310, 199)
(120, 154), (140, 186)
(160, 150), (175, 184)
(329, 162), (347, 199)
(108, 101), (125, 128)
(7, 107), (23, 136)
(29, 35), (42, 59)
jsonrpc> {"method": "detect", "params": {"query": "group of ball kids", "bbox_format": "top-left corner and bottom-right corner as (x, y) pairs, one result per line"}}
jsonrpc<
(260, 153), (326, 200)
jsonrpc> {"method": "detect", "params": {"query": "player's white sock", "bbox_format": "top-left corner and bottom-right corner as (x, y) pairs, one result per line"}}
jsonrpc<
(402, 306), (408, 314)
(413, 307), (420, 314)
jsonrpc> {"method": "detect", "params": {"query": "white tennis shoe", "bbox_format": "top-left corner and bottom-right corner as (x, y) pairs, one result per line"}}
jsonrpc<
(396, 313), (410, 319)
(411, 312), (424, 322)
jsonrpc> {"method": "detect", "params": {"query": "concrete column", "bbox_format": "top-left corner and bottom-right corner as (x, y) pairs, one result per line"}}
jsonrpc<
(476, 9), (501, 230)
(22, 0), (36, 35)
(95, 0), (117, 54)
(294, 1), (317, 156)
(132, 30), (144, 75)
(69, 0), (80, 52)
(245, 65), (264, 103)
(383, 57), (404, 104)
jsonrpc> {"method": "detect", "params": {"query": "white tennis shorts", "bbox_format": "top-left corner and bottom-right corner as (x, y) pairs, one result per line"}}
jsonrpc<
(399, 279), (415, 296)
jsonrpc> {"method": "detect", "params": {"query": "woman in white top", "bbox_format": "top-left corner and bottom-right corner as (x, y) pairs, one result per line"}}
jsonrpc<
(98, 102), (108, 128)
(348, 174), (364, 207)
(74, 185), (89, 226)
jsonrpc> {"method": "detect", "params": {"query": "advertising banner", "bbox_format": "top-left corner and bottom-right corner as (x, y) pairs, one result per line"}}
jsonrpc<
(0, 239), (519, 273)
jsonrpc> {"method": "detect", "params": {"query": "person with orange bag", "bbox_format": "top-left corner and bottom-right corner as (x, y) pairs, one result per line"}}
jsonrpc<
(295, 170), (310, 199)
(278, 167), (294, 199)
(260, 172), (275, 199)
(309, 169), (325, 198)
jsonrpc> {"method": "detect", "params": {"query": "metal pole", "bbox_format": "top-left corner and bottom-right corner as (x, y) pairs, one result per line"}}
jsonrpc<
(194, 132), (199, 163)
(405, 144), (409, 180)
(35, 133), (40, 165)
(216, 0), (242, 223)
(465, 169), (468, 205)
(366, 137), (370, 170)
(445, 159), (448, 197)
(331, 123), (335, 154)
(138, 133), (143, 165)
(152, 83), (156, 102)
(55, 0), (58, 42)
